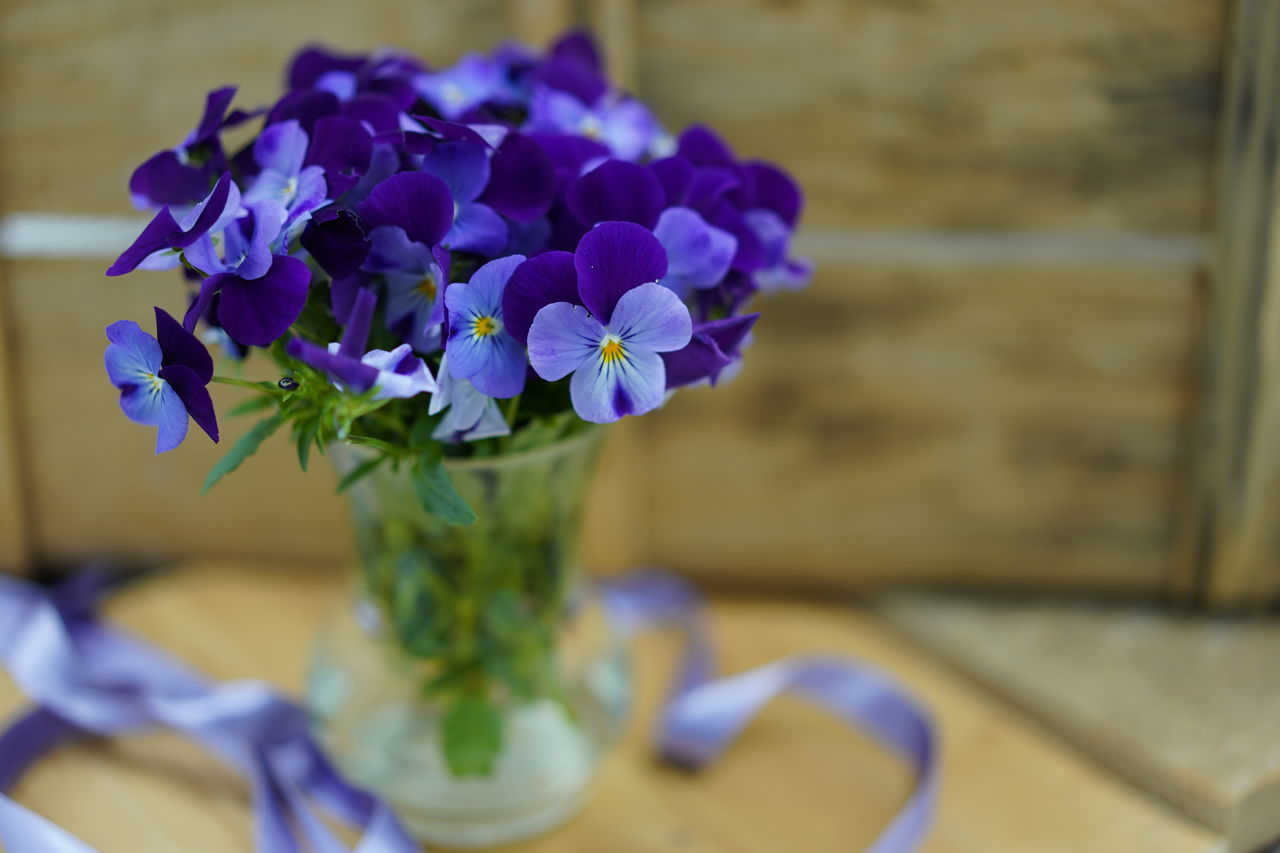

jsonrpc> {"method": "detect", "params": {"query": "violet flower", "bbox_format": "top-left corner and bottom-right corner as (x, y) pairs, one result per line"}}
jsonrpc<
(130, 87), (242, 209)
(104, 307), (218, 453)
(525, 86), (661, 162)
(414, 54), (515, 120)
(287, 288), (436, 399)
(444, 255), (527, 398)
(419, 139), (507, 256)
(513, 222), (692, 423)
(106, 173), (240, 276)
(242, 120), (328, 228)
(429, 354), (511, 442)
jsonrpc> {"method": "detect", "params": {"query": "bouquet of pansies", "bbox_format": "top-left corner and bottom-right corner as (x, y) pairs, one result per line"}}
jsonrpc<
(103, 31), (810, 506)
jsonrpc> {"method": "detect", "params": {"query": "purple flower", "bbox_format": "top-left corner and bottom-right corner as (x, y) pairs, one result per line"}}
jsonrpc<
(744, 208), (813, 293)
(243, 120), (328, 227)
(106, 174), (240, 276)
(104, 307), (218, 453)
(419, 140), (507, 256)
(444, 255), (527, 398)
(515, 222), (692, 423)
(661, 313), (758, 389)
(287, 288), (436, 399)
(429, 354), (511, 442)
(652, 207), (737, 297)
(525, 87), (660, 162)
(130, 87), (242, 209)
(414, 54), (515, 120)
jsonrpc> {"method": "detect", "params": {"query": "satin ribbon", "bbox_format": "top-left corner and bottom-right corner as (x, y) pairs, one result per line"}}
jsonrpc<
(0, 569), (936, 852)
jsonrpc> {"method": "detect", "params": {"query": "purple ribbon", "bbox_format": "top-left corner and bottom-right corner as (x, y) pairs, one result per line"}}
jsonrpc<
(0, 570), (936, 851)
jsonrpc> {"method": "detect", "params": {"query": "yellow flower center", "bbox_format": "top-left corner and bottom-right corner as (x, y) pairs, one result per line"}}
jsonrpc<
(416, 275), (438, 301)
(600, 336), (625, 364)
(473, 315), (498, 337)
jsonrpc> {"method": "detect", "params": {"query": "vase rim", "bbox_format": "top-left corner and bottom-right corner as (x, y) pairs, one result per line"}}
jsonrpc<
(439, 424), (604, 472)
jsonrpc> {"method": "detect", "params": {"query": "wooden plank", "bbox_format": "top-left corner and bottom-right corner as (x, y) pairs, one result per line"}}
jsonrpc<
(1173, 0), (1280, 609)
(0, 265), (31, 572)
(0, 0), (512, 216)
(878, 591), (1280, 852)
(590, 0), (638, 92)
(0, 561), (1220, 851)
(636, 0), (1224, 233)
(647, 260), (1198, 594)
(507, 0), (574, 50)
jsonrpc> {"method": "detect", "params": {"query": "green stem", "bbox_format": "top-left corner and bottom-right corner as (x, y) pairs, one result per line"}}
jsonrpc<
(500, 395), (522, 451)
(212, 376), (281, 393)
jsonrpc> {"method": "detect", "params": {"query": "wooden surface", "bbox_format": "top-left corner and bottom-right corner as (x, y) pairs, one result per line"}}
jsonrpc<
(0, 562), (1220, 852)
(0, 268), (31, 572)
(1173, 0), (1280, 609)
(878, 591), (1280, 853)
(648, 260), (1199, 594)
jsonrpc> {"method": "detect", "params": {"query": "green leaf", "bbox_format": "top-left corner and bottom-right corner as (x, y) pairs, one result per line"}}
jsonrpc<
(441, 692), (503, 776)
(226, 395), (277, 418)
(344, 434), (400, 454)
(202, 416), (284, 493)
(335, 454), (385, 493)
(411, 454), (477, 526)
(295, 421), (318, 471)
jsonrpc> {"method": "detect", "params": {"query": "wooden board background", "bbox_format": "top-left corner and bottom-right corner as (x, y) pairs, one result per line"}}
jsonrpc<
(0, 0), (1236, 596)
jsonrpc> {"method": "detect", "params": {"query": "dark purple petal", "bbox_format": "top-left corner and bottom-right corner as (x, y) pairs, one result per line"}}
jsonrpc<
(746, 162), (802, 227)
(502, 250), (580, 346)
(342, 93), (401, 133)
(154, 306), (213, 383)
(105, 207), (181, 276)
(529, 133), (610, 174)
(551, 30), (603, 72)
(677, 125), (736, 166)
(711, 201), (766, 272)
(306, 116), (373, 197)
(479, 133), (554, 222)
(447, 202), (508, 256)
(286, 338), (379, 393)
(660, 336), (731, 389)
(187, 87), (238, 147)
(339, 287), (377, 358)
(413, 116), (493, 147)
(573, 222), (668, 323)
(704, 312), (758, 356)
(531, 58), (606, 105)
(158, 363), (218, 442)
(183, 275), (222, 333)
(329, 273), (369, 324)
(649, 156), (693, 208)
(686, 166), (740, 214)
(300, 207), (370, 279)
(288, 46), (366, 90)
(566, 160), (664, 229)
(357, 172), (453, 247)
(175, 172), (236, 248)
(214, 255), (311, 346)
(129, 151), (210, 207)
(267, 89), (340, 134)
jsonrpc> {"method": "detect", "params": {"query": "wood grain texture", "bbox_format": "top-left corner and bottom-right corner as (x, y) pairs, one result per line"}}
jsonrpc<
(0, 0), (511, 216)
(0, 267), (32, 572)
(878, 591), (1280, 852)
(647, 260), (1198, 593)
(1173, 0), (1280, 609)
(637, 0), (1224, 232)
(0, 562), (1220, 852)
(4, 260), (640, 572)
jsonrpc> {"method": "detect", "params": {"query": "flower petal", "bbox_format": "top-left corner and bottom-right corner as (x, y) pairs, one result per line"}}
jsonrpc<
(607, 282), (692, 353)
(104, 320), (162, 386)
(159, 363), (218, 442)
(446, 202), (507, 256)
(570, 346), (665, 423)
(286, 338), (379, 393)
(502, 250), (580, 345)
(677, 125), (735, 166)
(357, 172), (454, 247)
(300, 207), (369, 279)
(654, 206), (737, 292)
(215, 255), (311, 346)
(566, 159), (664, 229)
(573, 221), (668, 323)
(154, 307), (213, 383)
(255, 120), (309, 176)
(479, 133), (554, 222)
(527, 302), (604, 381)
(463, 254), (526, 310)
(305, 115), (373, 197)
(746, 161), (802, 227)
(420, 139), (490, 204)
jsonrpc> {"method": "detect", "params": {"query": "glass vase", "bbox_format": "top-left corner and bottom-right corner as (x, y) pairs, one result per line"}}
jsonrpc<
(306, 429), (631, 847)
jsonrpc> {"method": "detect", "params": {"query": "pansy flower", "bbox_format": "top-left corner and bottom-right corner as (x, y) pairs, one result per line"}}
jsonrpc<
(444, 255), (527, 398)
(130, 87), (244, 209)
(243, 120), (328, 225)
(104, 307), (218, 453)
(106, 173), (240, 276)
(525, 86), (661, 162)
(287, 288), (436, 399)
(414, 53), (516, 120)
(510, 222), (692, 423)
(419, 139), (507, 256)
(357, 172), (454, 352)
(429, 354), (511, 442)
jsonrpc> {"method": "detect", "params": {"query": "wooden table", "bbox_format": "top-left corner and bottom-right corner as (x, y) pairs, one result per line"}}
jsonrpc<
(0, 562), (1221, 852)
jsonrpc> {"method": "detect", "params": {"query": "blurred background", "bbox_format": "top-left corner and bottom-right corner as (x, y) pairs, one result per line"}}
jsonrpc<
(3, 0), (1253, 603)
(4, 1), (1280, 850)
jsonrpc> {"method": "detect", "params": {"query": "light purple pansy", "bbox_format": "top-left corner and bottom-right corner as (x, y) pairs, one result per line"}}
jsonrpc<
(429, 354), (512, 442)
(242, 120), (329, 231)
(444, 255), (527, 398)
(525, 86), (661, 162)
(414, 53), (515, 120)
(514, 222), (692, 423)
(652, 207), (737, 297)
(104, 307), (218, 453)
